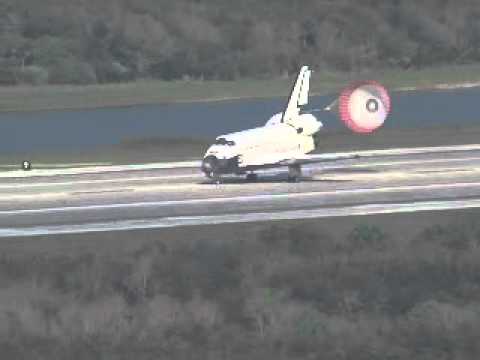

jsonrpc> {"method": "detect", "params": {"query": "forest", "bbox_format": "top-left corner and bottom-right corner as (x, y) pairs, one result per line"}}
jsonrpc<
(0, 0), (479, 85)
(1, 210), (480, 359)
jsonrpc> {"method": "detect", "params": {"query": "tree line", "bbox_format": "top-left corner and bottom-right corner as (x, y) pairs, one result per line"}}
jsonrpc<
(1, 214), (480, 359)
(0, 0), (479, 85)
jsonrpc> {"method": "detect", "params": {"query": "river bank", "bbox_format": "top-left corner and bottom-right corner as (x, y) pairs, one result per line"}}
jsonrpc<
(1, 124), (479, 168)
(1, 64), (480, 113)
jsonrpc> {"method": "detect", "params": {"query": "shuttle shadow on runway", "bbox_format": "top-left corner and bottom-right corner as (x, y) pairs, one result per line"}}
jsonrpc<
(199, 175), (354, 185)
(320, 168), (379, 174)
(199, 167), (378, 184)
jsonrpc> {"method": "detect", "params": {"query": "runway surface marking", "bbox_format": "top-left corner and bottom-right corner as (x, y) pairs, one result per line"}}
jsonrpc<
(2, 145), (480, 237)
(3, 180), (480, 216)
(0, 174), (198, 189)
(310, 167), (480, 182)
(1, 156), (478, 191)
(2, 155), (480, 187)
(1, 143), (479, 178)
(0, 161), (200, 178)
(130, 167), (480, 195)
(334, 156), (480, 169)
(2, 198), (480, 238)
(0, 162), (111, 169)
(306, 144), (480, 160)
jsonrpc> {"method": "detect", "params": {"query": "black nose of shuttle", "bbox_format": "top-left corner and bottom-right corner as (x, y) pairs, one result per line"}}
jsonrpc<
(201, 155), (218, 175)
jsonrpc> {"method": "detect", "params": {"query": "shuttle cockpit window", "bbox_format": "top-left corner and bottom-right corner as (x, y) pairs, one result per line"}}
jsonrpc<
(215, 138), (235, 146)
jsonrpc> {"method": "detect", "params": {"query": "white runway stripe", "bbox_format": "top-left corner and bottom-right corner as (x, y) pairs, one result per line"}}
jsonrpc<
(306, 144), (480, 161)
(2, 198), (480, 238)
(0, 161), (199, 178)
(0, 162), (111, 169)
(2, 156), (478, 192)
(1, 144), (480, 179)
(2, 181), (480, 216)
(0, 174), (199, 190)
(2, 155), (479, 191)
(313, 156), (480, 172)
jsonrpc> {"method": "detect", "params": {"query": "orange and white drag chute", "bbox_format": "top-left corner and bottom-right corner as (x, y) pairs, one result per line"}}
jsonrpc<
(338, 81), (391, 133)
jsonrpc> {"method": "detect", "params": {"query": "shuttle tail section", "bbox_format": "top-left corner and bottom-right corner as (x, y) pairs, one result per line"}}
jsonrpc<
(282, 66), (311, 125)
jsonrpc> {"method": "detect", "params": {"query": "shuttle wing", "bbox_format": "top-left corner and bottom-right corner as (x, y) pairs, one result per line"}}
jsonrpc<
(278, 153), (360, 166)
(241, 153), (361, 172)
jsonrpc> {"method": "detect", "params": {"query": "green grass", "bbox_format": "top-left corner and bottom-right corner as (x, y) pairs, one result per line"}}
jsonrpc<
(0, 137), (209, 169)
(1, 64), (480, 113)
(376, 63), (480, 89)
(1, 124), (479, 168)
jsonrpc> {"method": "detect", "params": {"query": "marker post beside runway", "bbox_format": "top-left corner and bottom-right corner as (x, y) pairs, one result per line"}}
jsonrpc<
(22, 161), (32, 171)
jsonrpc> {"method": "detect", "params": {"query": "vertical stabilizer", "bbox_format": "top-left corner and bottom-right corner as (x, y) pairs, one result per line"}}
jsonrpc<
(282, 66), (311, 124)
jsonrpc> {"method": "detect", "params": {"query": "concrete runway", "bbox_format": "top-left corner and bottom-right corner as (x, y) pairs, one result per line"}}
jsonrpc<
(1, 144), (480, 237)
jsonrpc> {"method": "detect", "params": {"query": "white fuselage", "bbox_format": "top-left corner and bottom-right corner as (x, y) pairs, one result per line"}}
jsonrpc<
(202, 115), (322, 175)
(201, 65), (323, 178)
(200, 65), (390, 180)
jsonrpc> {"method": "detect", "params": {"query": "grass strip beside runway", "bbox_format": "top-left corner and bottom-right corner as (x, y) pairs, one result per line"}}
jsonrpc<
(2, 64), (480, 113)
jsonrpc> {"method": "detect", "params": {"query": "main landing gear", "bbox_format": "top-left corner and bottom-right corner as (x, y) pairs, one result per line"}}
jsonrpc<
(246, 173), (258, 182)
(288, 164), (302, 182)
(210, 173), (221, 185)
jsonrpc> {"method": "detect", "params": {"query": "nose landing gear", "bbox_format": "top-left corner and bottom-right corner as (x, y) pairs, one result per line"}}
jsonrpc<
(202, 156), (221, 183)
(212, 173), (222, 185)
(288, 164), (302, 182)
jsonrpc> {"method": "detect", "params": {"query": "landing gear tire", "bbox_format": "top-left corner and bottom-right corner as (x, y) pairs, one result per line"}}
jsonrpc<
(287, 165), (302, 183)
(211, 173), (221, 185)
(246, 173), (258, 182)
